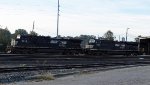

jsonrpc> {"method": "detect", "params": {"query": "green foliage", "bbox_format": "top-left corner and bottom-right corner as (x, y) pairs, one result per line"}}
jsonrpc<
(0, 28), (11, 52)
(29, 31), (38, 36)
(103, 30), (114, 41)
(12, 29), (28, 39)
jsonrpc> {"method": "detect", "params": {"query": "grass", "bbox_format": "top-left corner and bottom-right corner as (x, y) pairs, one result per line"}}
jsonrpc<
(34, 73), (55, 82)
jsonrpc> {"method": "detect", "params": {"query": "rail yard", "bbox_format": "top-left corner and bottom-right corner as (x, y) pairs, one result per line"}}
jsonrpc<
(0, 35), (150, 84)
(1, 0), (150, 84)
(1, 53), (150, 84)
(2, 26), (150, 84)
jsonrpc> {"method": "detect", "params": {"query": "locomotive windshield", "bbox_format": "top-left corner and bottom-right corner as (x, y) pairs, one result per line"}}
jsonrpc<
(89, 39), (96, 44)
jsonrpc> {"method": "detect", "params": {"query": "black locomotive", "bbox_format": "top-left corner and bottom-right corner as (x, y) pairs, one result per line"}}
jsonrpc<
(85, 39), (139, 55)
(7, 35), (140, 55)
(7, 35), (82, 54)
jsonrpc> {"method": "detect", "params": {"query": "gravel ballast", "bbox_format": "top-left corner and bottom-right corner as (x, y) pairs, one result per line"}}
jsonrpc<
(5, 65), (150, 85)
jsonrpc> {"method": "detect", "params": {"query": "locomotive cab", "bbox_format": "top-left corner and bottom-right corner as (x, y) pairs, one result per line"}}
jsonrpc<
(85, 39), (95, 49)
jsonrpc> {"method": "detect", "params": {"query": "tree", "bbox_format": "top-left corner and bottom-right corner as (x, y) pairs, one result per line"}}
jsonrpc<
(103, 30), (114, 41)
(0, 28), (11, 52)
(29, 31), (38, 36)
(65, 36), (74, 39)
(12, 29), (28, 39)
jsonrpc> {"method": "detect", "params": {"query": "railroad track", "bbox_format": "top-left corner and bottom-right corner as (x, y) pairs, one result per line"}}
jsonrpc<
(0, 63), (128, 73)
(1, 54), (150, 73)
(1, 61), (149, 73)
(1, 54), (150, 58)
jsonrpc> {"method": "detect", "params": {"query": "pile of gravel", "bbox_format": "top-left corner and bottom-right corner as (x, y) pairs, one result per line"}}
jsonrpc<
(0, 71), (45, 84)
(0, 65), (138, 84)
(0, 67), (100, 84)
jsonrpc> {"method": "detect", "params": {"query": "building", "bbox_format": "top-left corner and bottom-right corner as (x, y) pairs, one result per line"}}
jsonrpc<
(139, 36), (150, 55)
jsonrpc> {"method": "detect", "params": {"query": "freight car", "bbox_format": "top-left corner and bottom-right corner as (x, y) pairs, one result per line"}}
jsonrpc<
(7, 35), (83, 54)
(85, 39), (139, 56)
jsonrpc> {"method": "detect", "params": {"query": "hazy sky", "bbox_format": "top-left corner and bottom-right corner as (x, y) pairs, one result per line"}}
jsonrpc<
(0, 0), (150, 40)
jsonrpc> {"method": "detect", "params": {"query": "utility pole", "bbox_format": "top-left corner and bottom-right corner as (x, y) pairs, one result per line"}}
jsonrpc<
(32, 21), (35, 32)
(57, 0), (60, 38)
(126, 28), (130, 42)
